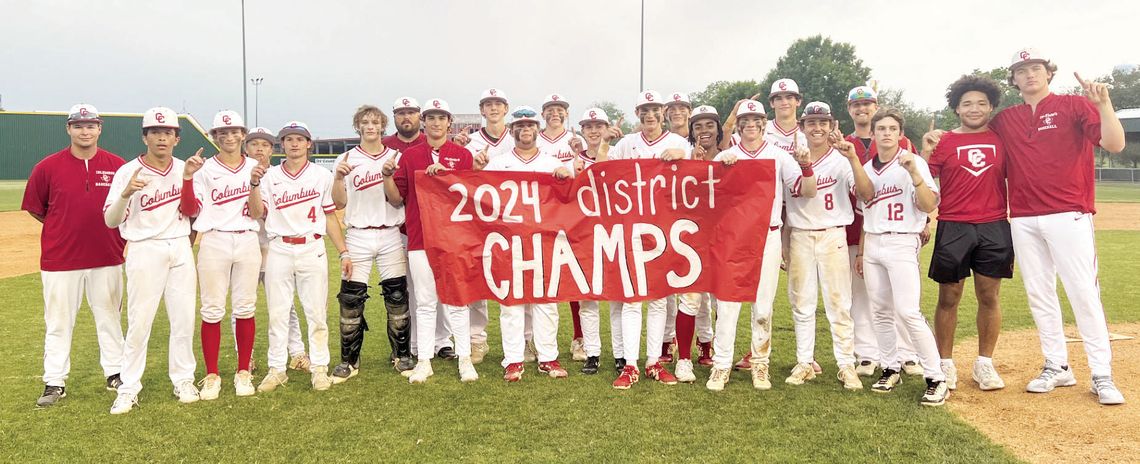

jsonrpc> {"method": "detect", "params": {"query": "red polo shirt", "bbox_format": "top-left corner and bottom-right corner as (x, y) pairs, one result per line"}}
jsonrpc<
(382, 133), (427, 153)
(22, 148), (128, 271)
(394, 141), (473, 251)
(989, 93), (1102, 217)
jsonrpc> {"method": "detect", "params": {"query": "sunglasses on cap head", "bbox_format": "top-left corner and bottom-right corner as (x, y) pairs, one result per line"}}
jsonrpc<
(512, 108), (538, 118)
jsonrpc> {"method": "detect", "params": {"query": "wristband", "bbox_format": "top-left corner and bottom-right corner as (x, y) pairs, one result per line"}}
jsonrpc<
(800, 165), (814, 177)
(250, 180), (260, 187)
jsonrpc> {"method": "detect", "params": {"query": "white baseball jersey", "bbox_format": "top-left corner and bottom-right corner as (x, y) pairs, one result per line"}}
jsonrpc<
(105, 156), (191, 241)
(191, 156), (259, 233)
(611, 131), (691, 160)
(785, 148), (856, 230)
(861, 149), (939, 234)
(465, 126), (515, 159)
(334, 146), (405, 228)
(484, 147), (564, 174)
(536, 129), (585, 167)
(714, 140), (803, 228)
(259, 161), (336, 239)
(764, 120), (809, 155)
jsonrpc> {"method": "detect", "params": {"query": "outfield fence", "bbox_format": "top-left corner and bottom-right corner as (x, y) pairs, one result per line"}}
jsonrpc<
(1097, 168), (1140, 182)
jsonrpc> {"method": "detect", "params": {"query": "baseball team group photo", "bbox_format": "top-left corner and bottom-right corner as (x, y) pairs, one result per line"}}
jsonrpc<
(3, 1), (1139, 462)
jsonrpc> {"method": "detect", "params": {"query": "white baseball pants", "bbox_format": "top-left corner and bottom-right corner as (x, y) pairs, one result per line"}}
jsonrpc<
(787, 228), (856, 367)
(408, 250), (469, 360)
(850, 247), (917, 364)
(41, 265), (125, 387)
(713, 227), (781, 370)
(264, 238), (330, 372)
(198, 231), (261, 323)
(578, 300), (602, 357)
(500, 303), (559, 365)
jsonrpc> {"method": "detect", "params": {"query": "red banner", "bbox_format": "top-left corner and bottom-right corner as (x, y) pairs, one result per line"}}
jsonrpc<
(417, 159), (776, 306)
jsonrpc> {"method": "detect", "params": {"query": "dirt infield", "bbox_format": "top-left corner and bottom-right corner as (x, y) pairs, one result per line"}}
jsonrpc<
(2, 211), (45, 279)
(947, 323), (1139, 464)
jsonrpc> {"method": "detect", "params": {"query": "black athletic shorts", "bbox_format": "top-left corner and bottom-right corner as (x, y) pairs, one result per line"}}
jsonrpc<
(928, 219), (1014, 284)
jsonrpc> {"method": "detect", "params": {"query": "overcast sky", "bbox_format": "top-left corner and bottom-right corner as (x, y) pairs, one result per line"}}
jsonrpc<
(2, 0), (1135, 138)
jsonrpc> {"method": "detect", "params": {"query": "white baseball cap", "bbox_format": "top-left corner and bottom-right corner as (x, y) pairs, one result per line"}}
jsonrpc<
(142, 107), (179, 129)
(770, 78), (801, 98)
(801, 101), (833, 120)
(422, 98), (452, 118)
(636, 90), (665, 110)
(479, 88), (508, 106)
(578, 107), (611, 126)
(847, 86), (878, 104)
(244, 126), (277, 145)
(67, 103), (102, 123)
(690, 105), (719, 123)
(666, 92), (691, 108)
(211, 110), (246, 132)
(542, 93), (569, 110)
(736, 100), (766, 118)
(508, 106), (542, 127)
(393, 97), (420, 112)
(1010, 47), (1049, 70)
(278, 121), (312, 140)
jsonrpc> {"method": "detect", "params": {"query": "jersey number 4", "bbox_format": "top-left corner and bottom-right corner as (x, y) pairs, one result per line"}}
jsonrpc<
(307, 206), (318, 223)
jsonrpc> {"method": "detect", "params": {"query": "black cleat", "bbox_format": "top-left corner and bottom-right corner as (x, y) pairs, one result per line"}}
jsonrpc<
(614, 358), (627, 375)
(395, 356), (415, 372)
(582, 356), (600, 375)
(106, 374), (123, 391)
(37, 385), (66, 407)
(436, 346), (458, 360)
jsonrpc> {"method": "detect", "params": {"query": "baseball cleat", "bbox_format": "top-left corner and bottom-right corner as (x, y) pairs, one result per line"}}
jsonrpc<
(855, 360), (879, 377)
(706, 367), (731, 391)
(331, 362), (358, 384)
(570, 338), (587, 362)
(523, 341), (537, 363)
(503, 362), (525, 382)
(675, 359), (697, 383)
(234, 370), (256, 397)
(311, 366), (332, 391)
(696, 341), (714, 367)
(436, 346), (457, 361)
(811, 361), (823, 375)
(539, 360), (569, 378)
(941, 361), (958, 390)
(36, 385), (66, 407)
(838, 365), (863, 390)
(105, 374), (123, 392)
(750, 362), (772, 390)
(581, 356), (600, 375)
(920, 379), (950, 406)
(613, 365), (640, 390)
(659, 341), (675, 364)
(872, 368), (902, 393)
(394, 356), (416, 373)
(288, 353), (311, 372)
(1026, 361), (1076, 393)
(614, 358), (627, 375)
(258, 368), (289, 393)
(198, 374), (222, 401)
(646, 362), (678, 385)
(109, 392), (138, 415)
(459, 357), (479, 382)
(903, 360), (924, 376)
(471, 340), (490, 365)
(408, 361), (434, 384)
(734, 353), (753, 371)
(785, 362), (817, 385)
(972, 360), (1005, 391)
(173, 380), (200, 404)
(1090, 375), (1125, 405)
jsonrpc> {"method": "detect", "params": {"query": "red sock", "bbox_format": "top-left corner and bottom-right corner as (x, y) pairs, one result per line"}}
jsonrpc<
(570, 301), (583, 339)
(201, 321), (221, 375)
(235, 317), (256, 372)
(675, 312), (696, 360)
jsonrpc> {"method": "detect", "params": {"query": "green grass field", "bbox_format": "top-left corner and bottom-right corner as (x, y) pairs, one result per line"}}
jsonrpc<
(0, 181), (26, 212)
(3, 231), (1139, 462)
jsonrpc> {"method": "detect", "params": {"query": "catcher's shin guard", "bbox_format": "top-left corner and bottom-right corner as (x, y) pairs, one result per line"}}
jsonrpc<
(336, 280), (370, 366)
(381, 276), (412, 361)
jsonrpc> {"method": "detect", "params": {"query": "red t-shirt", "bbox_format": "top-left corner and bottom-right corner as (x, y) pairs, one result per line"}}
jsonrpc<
(927, 130), (1007, 223)
(22, 148), (128, 271)
(844, 134), (914, 246)
(382, 133), (427, 153)
(990, 94), (1102, 217)
(394, 141), (473, 251)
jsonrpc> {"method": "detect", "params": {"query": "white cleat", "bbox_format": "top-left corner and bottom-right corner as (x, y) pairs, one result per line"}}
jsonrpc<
(1091, 375), (1125, 405)
(921, 379), (950, 407)
(570, 338), (588, 362)
(903, 360), (924, 376)
(523, 341), (538, 363)
(198, 374), (221, 401)
(706, 367), (730, 391)
(972, 361), (1005, 391)
(785, 362), (817, 385)
(1026, 361), (1077, 393)
(257, 368), (289, 393)
(311, 366), (332, 391)
(838, 365), (863, 390)
(110, 392), (138, 415)
(471, 341), (490, 365)
(459, 357), (479, 383)
(234, 370), (256, 397)
(855, 360), (879, 377)
(288, 353), (312, 371)
(408, 361), (434, 384)
(173, 380), (200, 404)
(941, 361), (958, 391)
(675, 359), (697, 383)
(751, 362), (772, 390)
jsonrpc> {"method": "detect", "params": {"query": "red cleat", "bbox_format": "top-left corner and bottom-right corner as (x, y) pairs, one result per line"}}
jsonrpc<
(734, 352), (753, 371)
(538, 360), (569, 378)
(613, 365), (640, 389)
(646, 362), (679, 385)
(503, 362), (524, 382)
(659, 341), (675, 364)
(697, 341), (714, 367)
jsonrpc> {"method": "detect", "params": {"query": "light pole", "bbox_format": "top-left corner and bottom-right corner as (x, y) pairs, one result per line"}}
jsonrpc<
(251, 77), (264, 126)
(241, 0), (248, 119)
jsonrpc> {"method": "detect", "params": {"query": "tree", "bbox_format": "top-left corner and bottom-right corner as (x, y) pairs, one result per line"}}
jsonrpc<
(690, 80), (761, 120)
(876, 88), (936, 146)
(758, 35), (872, 131)
(929, 67), (1025, 131)
(588, 100), (633, 134)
